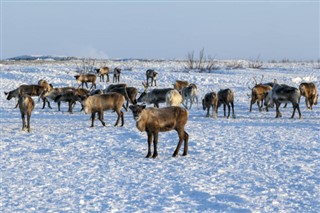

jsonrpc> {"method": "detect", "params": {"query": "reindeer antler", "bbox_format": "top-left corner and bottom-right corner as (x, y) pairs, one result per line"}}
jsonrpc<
(142, 81), (148, 92)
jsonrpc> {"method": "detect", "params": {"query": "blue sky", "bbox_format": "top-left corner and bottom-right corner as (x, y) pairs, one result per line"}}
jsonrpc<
(1, 1), (319, 61)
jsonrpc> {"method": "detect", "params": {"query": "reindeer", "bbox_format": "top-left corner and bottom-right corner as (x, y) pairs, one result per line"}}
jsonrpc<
(217, 89), (236, 119)
(299, 82), (318, 110)
(81, 93), (125, 127)
(39, 87), (75, 109)
(202, 92), (218, 118)
(129, 104), (189, 158)
(166, 89), (183, 107)
(181, 83), (199, 109)
(95, 66), (110, 82)
(54, 91), (83, 113)
(104, 84), (137, 110)
(74, 74), (97, 89)
(103, 83), (128, 93)
(113, 67), (121, 83)
(264, 82), (301, 119)
(146, 69), (158, 86)
(5, 84), (50, 108)
(137, 82), (173, 108)
(173, 80), (189, 91)
(249, 84), (273, 112)
(18, 90), (35, 132)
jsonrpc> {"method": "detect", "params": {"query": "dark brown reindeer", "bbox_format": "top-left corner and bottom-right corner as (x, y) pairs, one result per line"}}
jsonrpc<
(40, 87), (75, 109)
(264, 81), (301, 119)
(5, 83), (51, 108)
(299, 82), (318, 110)
(113, 67), (121, 83)
(95, 66), (110, 82)
(202, 92), (218, 118)
(81, 93), (125, 127)
(217, 89), (236, 119)
(104, 84), (138, 111)
(137, 82), (173, 108)
(18, 90), (35, 132)
(146, 69), (158, 86)
(54, 88), (89, 113)
(129, 104), (189, 158)
(74, 74), (97, 89)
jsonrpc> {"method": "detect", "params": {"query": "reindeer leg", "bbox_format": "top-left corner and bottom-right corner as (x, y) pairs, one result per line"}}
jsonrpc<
(297, 105), (302, 119)
(57, 102), (61, 111)
(152, 131), (159, 158)
(42, 98), (46, 109)
(98, 111), (106, 126)
(275, 102), (282, 118)
(146, 131), (153, 158)
(91, 112), (96, 127)
(223, 104), (226, 117)
(173, 129), (184, 157)
(21, 113), (26, 131)
(182, 131), (189, 156)
(114, 110), (121, 127)
(231, 102), (236, 119)
(47, 99), (52, 109)
(15, 102), (19, 109)
(227, 104), (231, 118)
(120, 111), (124, 126)
(27, 114), (31, 132)
(206, 107), (210, 117)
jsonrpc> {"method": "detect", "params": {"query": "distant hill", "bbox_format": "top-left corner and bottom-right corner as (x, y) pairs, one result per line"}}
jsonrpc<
(6, 55), (79, 61)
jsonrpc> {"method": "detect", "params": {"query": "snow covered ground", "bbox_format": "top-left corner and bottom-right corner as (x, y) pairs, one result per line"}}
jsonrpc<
(1, 59), (319, 212)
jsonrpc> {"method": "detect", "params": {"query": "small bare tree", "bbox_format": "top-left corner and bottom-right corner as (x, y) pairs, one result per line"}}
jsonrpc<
(76, 58), (96, 74)
(185, 48), (219, 71)
(249, 55), (263, 69)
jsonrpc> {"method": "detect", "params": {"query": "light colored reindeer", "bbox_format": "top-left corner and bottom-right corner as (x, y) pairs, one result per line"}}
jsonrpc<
(181, 83), (199, 109)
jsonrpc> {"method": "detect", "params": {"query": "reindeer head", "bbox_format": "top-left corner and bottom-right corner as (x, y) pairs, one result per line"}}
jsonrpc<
(129, 104), (146, 121)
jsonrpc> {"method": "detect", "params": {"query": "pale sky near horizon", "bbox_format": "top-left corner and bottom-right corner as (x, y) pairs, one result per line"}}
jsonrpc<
(1, 1), (319, 61)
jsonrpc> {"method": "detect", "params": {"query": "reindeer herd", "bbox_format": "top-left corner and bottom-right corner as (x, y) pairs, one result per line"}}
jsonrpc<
(3, 67), (319, 158)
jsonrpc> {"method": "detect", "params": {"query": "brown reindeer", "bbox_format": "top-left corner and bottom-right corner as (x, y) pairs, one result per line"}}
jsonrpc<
(74, 74), (97, 89)
(113, 67), (121, 83)
(249, 84), (273, 112)
(146, 69), (158, 86)
(18, 91), (35, 132)
(95, 66), (110, 82)
(81, 93), (125, 127)
(217, 89), (236, 119)
(5, 84), (50, 108)
(129, 104), (189, 158)
(299, 82), (318, 110)
(202, 92), (218, 118)
(173, 80), (189, 91)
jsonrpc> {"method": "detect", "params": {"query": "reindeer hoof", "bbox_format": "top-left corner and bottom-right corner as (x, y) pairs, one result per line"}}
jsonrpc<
(145, 154), (152, 158)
